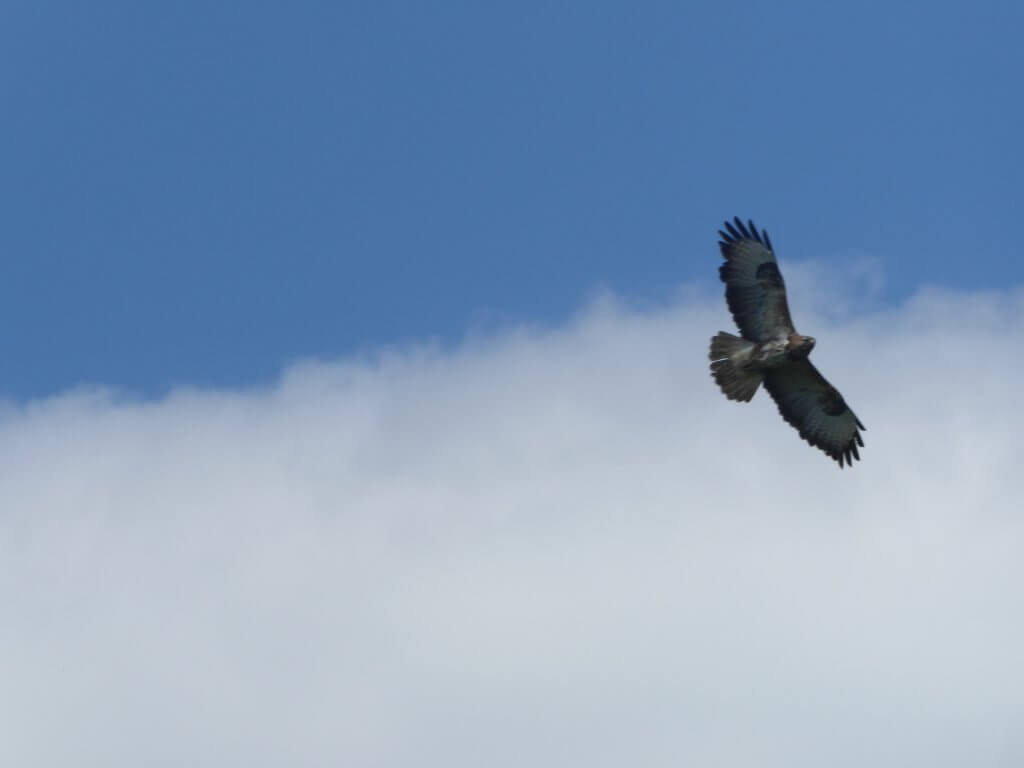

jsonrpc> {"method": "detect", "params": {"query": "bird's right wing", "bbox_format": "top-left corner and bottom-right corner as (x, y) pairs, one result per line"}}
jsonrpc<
(718, 217), (795, 342)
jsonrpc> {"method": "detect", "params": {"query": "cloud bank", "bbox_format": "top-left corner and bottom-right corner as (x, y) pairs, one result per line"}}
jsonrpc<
(3, 269), (1023, 767)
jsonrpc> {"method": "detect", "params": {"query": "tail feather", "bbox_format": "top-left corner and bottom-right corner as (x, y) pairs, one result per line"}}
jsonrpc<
(709, 331), (762, 402)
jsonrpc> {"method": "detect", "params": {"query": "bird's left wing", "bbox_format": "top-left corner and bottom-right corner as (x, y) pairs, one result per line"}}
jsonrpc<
(762, 359), (865, 468)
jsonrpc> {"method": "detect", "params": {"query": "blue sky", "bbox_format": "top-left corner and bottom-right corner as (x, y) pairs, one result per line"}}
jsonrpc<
(8, 5), (1024, 764)
(2, 1), (1021, 398)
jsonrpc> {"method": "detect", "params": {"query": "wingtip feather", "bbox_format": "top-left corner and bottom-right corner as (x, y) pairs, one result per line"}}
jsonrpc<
(719, 216), (775, 252)
(747, 219), (763, 245)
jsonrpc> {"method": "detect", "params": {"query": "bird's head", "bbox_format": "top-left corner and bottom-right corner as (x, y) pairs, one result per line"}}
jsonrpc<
(789, 334), (816, 358)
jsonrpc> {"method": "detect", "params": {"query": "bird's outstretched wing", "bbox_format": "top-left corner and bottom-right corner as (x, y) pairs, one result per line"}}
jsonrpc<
(718, 216), (794, 342)
(762, 359), (866, 468)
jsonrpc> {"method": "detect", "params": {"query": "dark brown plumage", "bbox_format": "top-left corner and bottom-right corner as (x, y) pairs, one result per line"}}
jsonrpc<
(709, 217), (865, 467)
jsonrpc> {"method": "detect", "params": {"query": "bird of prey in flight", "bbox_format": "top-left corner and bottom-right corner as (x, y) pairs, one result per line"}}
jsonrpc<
(709, 217), (865, 467)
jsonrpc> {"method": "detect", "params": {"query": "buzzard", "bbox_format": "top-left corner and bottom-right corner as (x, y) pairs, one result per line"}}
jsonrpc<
(709, 217), (865, 467)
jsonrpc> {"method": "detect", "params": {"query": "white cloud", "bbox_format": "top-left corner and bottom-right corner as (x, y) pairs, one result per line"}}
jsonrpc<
(2, 277), (1023, 766)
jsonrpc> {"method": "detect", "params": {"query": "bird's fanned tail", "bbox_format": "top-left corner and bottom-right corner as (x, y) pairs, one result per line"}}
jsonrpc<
(708, 331), (763, 402)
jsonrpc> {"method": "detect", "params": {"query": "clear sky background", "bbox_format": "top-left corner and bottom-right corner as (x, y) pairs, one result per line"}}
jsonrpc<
(5, 4), (1024, 766)
(2, 1), (1021, 398)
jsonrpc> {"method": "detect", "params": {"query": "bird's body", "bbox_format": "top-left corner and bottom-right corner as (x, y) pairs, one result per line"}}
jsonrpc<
(709, 217), (865, 467)
(753, 338), (789, 366)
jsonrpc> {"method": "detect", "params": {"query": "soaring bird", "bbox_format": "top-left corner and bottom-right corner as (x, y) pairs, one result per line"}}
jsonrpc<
(709, 217), (865, 467)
